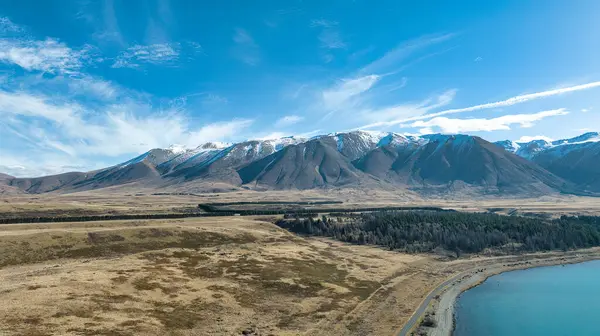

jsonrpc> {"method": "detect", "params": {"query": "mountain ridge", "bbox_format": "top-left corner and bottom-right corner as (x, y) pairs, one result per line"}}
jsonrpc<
(3, 131), (599, 197)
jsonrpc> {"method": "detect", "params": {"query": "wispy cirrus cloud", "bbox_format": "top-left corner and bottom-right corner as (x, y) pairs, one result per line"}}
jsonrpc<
(0, 150), (104, 178)
(113, 43), (177, 68)
(112, 42), (201, 68)
(310, 19), (338, 28)
(232, 28), (260, 66)
(359, 89), (457, 129)
(299, 32), (457, 125)
(361, 81), (600, 129)
(95, 0), (125, 45)
(0, 17), (22, 33)
(0, 38), (96, 75)
(310, 18), (346, 63)
(256, 132), (288, 140)
(311, 19), (345, 49)
(0, 14), (244, 177)
(360, 33), (456, 75)
(318, 30), (346, 49)
(411, 109), (569, 133)
(0, 88), (254, 176)
(67, 76), (118, 100)
(322, 75), (380, 109)
(0, 17), (98, 75)
(275, 115), (304, 127)
(413, 82), (600, 121)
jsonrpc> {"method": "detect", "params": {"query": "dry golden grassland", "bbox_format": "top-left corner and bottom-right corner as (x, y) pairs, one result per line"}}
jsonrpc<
(2, 191), (600, 335)
(0, 216), (452, 336)
(3, 189), (600, 219)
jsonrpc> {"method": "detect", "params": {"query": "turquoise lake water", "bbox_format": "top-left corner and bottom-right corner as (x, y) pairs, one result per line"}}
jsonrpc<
(454, 260), (600, 336)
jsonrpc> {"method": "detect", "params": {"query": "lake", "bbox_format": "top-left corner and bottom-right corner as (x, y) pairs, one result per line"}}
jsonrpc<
(454, 260), (600, 336)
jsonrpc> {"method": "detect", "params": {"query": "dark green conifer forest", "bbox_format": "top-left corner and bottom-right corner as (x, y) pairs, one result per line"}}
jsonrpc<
(276, 212), (600, 255)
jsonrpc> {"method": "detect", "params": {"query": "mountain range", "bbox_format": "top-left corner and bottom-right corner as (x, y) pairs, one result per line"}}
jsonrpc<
(2, 131), (599, 197)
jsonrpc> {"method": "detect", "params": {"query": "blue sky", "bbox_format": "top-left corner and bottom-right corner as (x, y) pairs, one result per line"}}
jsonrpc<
(1, 0), (600, 177)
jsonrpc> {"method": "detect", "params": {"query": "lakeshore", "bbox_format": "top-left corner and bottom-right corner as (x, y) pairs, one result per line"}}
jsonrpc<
(408, 249), (600, 336)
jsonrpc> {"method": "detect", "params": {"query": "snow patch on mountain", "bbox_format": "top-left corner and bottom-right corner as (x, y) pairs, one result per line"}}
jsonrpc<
(262, 136), (306, 151)
(167, 144), (187, 154)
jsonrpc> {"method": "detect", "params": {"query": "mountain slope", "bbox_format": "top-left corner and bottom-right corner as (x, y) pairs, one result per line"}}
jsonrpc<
(8, 148), (178, 193)
(9, 172), (89, 194)
(495, 132), (600, 192)
(165, 138), (305, 184)
(0, 173), (23, 195)
(238, 137), (366, 189)
(495, 132), (600, 159)
(365, 135), (570, 194)
(4, 131), (595, 196)
(352, 135), (423, 178)
(532, 141), (600, 192)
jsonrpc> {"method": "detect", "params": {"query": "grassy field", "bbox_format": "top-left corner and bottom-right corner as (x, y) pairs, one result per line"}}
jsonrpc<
(0, 216), (452, 336)
(3, 189), (600, 219)
(2, 190), (600, 335)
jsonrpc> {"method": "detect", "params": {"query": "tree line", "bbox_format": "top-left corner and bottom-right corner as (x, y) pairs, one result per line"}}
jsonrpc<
(0, 205), (451, 224)
(276, 211), (600, 255)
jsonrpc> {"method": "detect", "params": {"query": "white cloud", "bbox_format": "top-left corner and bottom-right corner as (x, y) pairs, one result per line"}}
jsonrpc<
(322, 75), (380, 109)
(0, 89), (254, 160)
(0, 152), (101, 178)
(381, 77), (408, 93)
(402, 81), (600, 124)
(0, 90), (82, 124)
(68, 76), (117, 100)
(577, 128), (595, 133)
(232, 28), (260, 65)
(360, 33), (456, 75)
(310, 19), (346, 63)
(94, 0), (125, 45)
(113, 43), (179, 68)
(185, 119), (254, 147)
(581, 108), (591, 113)
(318, 30), (346, 49)
(322, 53), (334, 63)
(112, 41), (202, 68)
(202, 93), (228, 105)
(187, 41), (203, 52)
(0, 38), (94, 74)
(0, 17), (22, 33)
(310, 19), (338, 28)
(474, 56), (483, 62)
(360, 89), (457, 129)
(367, 81), (600, 128)
(515, 135), (554, 143)
(275, 115), (304, 127)
(411, 109), (568, 133)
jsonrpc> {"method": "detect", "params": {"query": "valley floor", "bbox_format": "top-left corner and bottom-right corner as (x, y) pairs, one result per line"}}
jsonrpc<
(2, 192), (600, 335)
(0, 217), (453, 336)
(4, 189), (600, 219)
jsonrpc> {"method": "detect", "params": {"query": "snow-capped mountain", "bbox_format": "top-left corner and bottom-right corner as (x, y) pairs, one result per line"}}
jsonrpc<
(4, 131), (600, 196)
(495, 132), (600, 159)
(494, 132), (600, 194)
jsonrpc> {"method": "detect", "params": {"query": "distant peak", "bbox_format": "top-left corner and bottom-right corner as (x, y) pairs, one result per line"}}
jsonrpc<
(552, 132), (600, 145)
(199, 142), (229, 150)
(167, 144), (187, 154)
